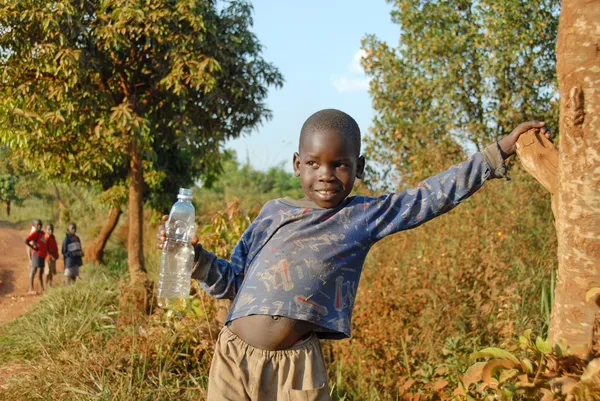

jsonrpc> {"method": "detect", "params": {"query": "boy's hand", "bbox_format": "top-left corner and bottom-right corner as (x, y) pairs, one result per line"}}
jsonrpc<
(498, 121), (551, 158)
(156, 215), (200, 249)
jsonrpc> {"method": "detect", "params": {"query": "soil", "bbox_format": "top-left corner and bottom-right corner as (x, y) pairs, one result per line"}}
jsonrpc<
(0, 221), (64, 325)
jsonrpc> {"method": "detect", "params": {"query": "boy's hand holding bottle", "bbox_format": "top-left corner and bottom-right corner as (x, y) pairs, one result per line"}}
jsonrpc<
(156, 214), (200, 250)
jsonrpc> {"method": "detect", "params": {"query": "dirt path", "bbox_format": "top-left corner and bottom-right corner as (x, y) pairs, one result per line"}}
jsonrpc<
(0, 222), (64, 326)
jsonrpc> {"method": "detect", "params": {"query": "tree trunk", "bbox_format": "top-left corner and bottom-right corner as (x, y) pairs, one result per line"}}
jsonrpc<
(5, 200), (10, 216)
(550, 0), (600, 358)
(86, 205), (121, 264)
(127, 138), (147, 282)
(53, 183), (68, 223)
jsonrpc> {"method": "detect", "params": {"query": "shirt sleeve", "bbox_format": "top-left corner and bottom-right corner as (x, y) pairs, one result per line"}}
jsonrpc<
(367, 148), (495, 242)
(26, 231), (37, 242)
(191, 235), (250, 300)
(62, 237), (68, 256)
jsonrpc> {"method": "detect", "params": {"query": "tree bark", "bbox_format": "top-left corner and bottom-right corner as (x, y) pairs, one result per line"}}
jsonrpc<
(5, 200), (10, 216)
(127, 138), (147, 282)
(86, 205), (121, 264)
(550, 0), (600, 358)
(53, 183), (68, 223)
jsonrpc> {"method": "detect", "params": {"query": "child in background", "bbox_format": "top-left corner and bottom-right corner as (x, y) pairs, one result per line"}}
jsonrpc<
(24, 219), (47, 294)
(62, 222), (83, 285)
(44, 224), (59, 288)
(158, 109), (550, 401)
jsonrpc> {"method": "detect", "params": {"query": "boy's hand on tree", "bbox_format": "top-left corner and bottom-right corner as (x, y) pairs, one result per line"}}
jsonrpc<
(156, 214), (200, 249)
(498, 121), (551, 158)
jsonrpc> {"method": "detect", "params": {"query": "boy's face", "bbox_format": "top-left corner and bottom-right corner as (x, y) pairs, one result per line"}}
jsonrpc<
(34, 223), (42, 231)
(46, 226), (54, 235)
(68, 225), (76, 234)
(293, 129), (365, 208)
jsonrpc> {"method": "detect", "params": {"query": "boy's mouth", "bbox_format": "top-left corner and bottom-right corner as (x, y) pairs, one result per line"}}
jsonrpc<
(314, 188), (340, 199)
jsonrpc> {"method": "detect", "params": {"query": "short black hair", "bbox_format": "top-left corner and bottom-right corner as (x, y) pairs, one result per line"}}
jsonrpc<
(68, 222), (77, 230)
(32, 219), (42, 227)
(299, 109), (361, 155)
(46, 223), (54, 230)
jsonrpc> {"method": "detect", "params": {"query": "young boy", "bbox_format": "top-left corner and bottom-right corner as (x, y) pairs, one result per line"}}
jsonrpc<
(62, 222), (83, 285)
(44, 224), (59, 288)
(157, 109), (550, 400)
(24, 219), (47, 294)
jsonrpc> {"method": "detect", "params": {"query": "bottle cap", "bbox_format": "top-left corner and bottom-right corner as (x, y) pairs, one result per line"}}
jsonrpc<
(177, 188), (193, 200)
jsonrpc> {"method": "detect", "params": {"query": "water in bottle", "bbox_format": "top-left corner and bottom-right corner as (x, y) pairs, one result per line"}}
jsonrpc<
(157, 188), (196, 310)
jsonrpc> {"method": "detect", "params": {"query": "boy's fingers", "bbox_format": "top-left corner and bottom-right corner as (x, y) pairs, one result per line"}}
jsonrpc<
(162, 215), (168, 222)
(191, 235), (199, 245)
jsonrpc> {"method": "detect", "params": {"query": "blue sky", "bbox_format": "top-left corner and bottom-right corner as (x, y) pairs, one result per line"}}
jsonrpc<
(226, 0), (399, 172)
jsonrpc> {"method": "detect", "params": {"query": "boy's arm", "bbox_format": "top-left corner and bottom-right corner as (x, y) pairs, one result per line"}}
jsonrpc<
(191, 237), (249, 300)
(368, 121), (550, 241)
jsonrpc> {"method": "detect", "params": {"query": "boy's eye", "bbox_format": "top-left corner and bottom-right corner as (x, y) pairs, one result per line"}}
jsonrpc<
(307, 161), (318, 168)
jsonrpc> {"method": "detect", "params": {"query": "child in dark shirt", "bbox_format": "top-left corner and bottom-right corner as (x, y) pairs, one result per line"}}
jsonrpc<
(62, 222), (84, 285)
(25, 219), (47, 294)
(157, 109), (550, 400)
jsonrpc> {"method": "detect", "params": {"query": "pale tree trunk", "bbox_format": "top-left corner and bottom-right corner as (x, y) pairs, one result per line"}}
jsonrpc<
(53, 183), (68, 223)
(127, 138), (147, 282)
(550, 0), (600, 358)
(86, 205), (121, 264)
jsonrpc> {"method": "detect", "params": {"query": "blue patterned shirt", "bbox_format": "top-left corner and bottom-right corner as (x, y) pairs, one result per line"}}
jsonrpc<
(192, 145), (505, 339)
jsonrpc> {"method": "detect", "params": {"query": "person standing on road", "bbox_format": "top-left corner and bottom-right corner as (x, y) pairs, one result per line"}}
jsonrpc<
(62, 222), (83, 285)
(24, 219), (47, 294)
(44, 224), (59, 288)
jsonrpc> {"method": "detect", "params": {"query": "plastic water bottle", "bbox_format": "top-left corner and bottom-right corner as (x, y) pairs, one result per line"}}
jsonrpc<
(157, 188), (196, 310)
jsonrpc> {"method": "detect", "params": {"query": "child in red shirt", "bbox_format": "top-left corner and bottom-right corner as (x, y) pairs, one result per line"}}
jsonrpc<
(24, 219), (47, 294)
(44, 224), (59, 288)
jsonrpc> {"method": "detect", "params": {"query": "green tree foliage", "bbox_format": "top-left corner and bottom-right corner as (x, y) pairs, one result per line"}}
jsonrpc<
(0, 174), (18, 215)
(362, 0), (559, 188)
(209, 151), (302, 197)
(0, 0), (283, 279)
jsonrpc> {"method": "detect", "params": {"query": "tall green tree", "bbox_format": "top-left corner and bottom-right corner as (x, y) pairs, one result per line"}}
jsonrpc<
(362, 0), (559, 188)
(0, 0), (283, 285)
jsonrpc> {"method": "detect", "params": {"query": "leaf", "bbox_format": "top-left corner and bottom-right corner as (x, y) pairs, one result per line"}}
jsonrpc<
(434, 366), (448, 376)
(585, 287), (600, 303)
(581, 358), (600, 383)
(498, 368), (518, 384)
(463, 362), (486, 388)
(540, 388), (553, 401)
(470, 347), (520, 364)
(520, 358), (534, 374)
(432, 378), (448, 390)
(481, 360), (515, 389)
(535, 337), (552, 354)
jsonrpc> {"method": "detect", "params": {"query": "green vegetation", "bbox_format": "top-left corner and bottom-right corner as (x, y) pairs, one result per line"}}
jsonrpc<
(362, 0), (559, 188)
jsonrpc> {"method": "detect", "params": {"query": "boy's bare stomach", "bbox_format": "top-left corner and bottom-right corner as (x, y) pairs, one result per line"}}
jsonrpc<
(228, 315), (318, 350)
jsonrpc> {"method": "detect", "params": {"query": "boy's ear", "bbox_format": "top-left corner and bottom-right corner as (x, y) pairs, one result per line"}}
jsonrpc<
(293, 152), (301, 177)
(355, 156), (366, 179)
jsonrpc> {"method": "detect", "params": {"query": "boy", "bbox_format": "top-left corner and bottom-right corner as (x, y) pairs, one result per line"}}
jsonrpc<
(157, 109), (550, 400)
(24, 219), (47, 294)
(62, 222), (83, 285)
(44, 224), (59, 288)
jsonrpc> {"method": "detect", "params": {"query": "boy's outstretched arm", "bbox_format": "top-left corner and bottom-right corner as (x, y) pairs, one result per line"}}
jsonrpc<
(157, 215), (248, 300)
(367, 121), (551, 241)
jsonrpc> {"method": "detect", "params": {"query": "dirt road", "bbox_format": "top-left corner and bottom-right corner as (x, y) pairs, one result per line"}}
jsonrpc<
(0, 222), (64, 325)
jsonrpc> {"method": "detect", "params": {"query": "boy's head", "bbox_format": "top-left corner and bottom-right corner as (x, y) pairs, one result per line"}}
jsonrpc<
(67, 222), (77, 234)
(46, 224), (54, 235)
(293, 109), (365, 208)
(32, 219), (43, 231)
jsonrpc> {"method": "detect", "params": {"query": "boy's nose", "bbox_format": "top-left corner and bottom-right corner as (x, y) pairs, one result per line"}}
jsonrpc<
(318, 166), (335, 182)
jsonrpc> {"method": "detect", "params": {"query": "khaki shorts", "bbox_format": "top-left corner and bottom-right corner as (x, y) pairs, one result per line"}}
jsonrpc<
(44, 260), (57, 275)
(207, 325), (331, 401)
